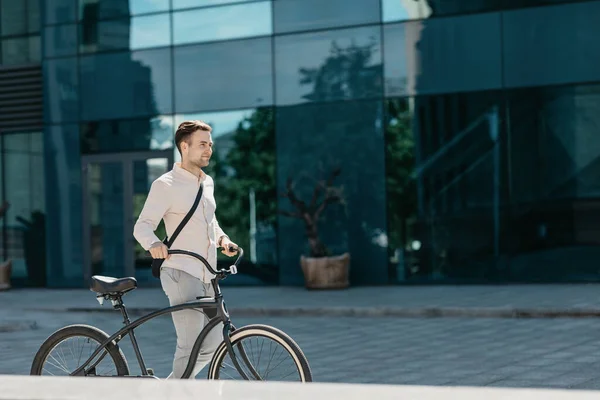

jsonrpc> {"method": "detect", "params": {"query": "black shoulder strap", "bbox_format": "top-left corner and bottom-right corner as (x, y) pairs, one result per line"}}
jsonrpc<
(165, 182), (203, 248)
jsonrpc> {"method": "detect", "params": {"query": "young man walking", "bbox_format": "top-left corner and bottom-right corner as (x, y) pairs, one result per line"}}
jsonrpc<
(133, 120), (238, 379)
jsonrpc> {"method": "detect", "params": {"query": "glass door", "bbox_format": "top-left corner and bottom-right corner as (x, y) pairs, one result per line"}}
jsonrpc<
(82, 151), (173, 283)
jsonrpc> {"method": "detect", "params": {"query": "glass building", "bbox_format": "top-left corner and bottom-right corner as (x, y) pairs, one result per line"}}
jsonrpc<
(1, 0), (600, 288)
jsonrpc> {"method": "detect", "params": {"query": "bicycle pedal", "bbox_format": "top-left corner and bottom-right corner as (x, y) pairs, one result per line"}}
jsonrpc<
(146, 368), (155, 376)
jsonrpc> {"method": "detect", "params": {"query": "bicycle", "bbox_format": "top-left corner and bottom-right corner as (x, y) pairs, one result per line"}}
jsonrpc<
(30, 247), (313, 382)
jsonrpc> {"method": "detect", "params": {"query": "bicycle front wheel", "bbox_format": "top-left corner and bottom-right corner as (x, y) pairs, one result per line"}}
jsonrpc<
(207, 324), (312, 382)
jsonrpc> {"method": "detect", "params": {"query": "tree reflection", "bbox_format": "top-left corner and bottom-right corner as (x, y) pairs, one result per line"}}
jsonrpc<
(204, 108), (278, 283)
(298, 38), (381, 102)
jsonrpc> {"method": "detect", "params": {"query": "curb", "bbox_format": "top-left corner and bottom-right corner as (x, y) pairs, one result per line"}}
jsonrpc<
(59, 306), (600, 319)
(0, 320), (38, 332)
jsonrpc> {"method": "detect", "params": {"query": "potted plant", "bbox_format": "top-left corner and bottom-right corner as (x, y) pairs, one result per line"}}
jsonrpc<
(280, 167), (350, 289)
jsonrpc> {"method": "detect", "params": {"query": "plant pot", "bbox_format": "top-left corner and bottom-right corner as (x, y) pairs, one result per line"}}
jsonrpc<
(0, 259), (12, 291)
(300, 252), (350, 289)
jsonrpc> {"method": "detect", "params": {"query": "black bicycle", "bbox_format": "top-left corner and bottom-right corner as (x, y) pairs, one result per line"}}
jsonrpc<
(30, 248), (312, 382)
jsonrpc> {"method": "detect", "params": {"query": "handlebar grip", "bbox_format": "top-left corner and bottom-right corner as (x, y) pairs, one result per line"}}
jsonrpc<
(166, 247), (244, 276)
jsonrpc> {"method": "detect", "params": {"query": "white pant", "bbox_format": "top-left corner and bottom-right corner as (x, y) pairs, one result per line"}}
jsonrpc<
(160, 267), (223, 379)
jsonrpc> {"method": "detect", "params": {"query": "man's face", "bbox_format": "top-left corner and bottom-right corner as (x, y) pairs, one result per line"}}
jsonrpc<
(183, 129), (213, 168)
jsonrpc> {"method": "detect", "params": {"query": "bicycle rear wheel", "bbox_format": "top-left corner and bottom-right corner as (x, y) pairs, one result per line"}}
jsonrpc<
(30, 324), (129, 377)
(207, 324), (312, 382)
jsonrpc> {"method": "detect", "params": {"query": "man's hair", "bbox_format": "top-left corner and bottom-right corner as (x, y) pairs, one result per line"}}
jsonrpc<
(175, 120), (211, 155)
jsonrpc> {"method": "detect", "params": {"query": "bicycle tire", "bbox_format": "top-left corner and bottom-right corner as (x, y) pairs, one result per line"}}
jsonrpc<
(30, 324), (130, 377)
(207, 324), (312, 382)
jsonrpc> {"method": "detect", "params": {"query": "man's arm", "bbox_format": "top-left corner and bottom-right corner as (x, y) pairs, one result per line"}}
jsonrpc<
(133, 180), (170, 251)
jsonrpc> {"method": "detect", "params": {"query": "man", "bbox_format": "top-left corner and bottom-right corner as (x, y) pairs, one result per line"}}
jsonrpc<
(133, 120), (238, 379)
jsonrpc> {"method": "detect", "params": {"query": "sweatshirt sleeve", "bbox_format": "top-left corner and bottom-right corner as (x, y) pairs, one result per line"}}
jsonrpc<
(133, 179), (170, 250)
(214, 217), (228, 245)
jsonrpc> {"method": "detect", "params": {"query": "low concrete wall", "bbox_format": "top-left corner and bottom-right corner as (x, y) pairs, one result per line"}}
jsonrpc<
(1, 375), (598, 400)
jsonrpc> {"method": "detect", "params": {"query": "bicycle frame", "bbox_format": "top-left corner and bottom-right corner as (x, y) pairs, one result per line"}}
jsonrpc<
(71, 249), (251, 379)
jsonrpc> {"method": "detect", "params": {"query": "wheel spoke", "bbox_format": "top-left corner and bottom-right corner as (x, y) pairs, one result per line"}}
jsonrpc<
(39, 333), (124, 377)
(211, 328), (310, 383)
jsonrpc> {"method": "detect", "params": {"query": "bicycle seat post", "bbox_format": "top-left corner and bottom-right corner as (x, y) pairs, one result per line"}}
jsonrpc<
(111, 294), (149, 376)
(110, 295), (131, 326)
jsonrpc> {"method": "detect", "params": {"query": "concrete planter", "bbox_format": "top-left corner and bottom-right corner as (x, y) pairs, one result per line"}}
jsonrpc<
(300, 252), (350, 290)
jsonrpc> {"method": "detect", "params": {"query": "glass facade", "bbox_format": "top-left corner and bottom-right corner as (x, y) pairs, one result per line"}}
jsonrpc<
(1, 0), (600, 287)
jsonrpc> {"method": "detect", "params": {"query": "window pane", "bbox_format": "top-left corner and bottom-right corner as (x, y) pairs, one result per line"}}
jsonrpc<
(44, 57), (79, 123)
(174, 37), (273, 112)
(173, 2), (271, 45)
(130, 0), (170, 15)
(384, 14), (502, 97)
(27, 0), (41, 33)
(80, 48), (172, 120)
(382, 0), (430, 22)
(45, 0), (77, 25)
(1, 1), (27, 36)
(2, 36), (41, 65)
(80, 13), (171, 53)
(174, 108), (279, 284)
(45, 24), (77, 58)
(81, 115), (174, 153)
(386, 91), (507, 283)
(275, 25), (382, 106)
(503, 2), (600, 88)
(274, 0), (380, 34)
(276, 100), (387, 285)
(506, 83), (600, 281)
(78, 0), (169, 20)
(173, 0), (256, 9)
(44, 124), (84, 284)
(4, 132), (46, 286)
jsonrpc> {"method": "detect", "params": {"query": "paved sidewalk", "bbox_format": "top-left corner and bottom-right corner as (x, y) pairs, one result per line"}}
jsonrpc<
(3, 283), (600, 318)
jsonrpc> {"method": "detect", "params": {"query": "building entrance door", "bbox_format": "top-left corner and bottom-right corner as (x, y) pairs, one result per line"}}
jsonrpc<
(81, 151), (173, 284)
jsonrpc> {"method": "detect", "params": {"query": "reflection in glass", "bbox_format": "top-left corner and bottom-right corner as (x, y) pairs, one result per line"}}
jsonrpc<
(81, 115), (174, 153)
(275, 26), (382, 106)
(79, 0), (170, 20)
(506, 84), (600, 282)
(173, 1), (271, 45)
(3, 132), (46, 286)
(45, 0), (78, 25)
(173, 0), (255, 9)
(1, 36), (41, 65)
(133, 158), (169, 273)
(44, 57), (79, 123)
(44, 125), (82, 284)
(502, 1), (600, 88)
(383, 14), (502, 97)
(274, 0), (380, 34)
(80, 48), (172, 120)
(385, 92), (506, 283)
(27, 0), (41, 33)
(80, 13), (171, 53)
(276, 100), (387, 285)
(129, 0), (170, 15)
(45, 24), (77, 58)
(381, 0), (430, 22)
(87, 162), (124, 278)
(174, 37), (273, 113)
(174, 108), (278, 284)
(1, 1), (27, 36)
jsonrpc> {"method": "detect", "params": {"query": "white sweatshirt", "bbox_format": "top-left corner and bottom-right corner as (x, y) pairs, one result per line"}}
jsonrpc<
(133, 162), (228, 283)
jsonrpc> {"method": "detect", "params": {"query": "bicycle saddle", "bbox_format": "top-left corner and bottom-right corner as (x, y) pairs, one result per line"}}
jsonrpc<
(90, 275), (137, 295)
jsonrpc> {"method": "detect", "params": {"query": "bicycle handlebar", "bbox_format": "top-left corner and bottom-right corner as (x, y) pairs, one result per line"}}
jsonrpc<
(167, 247), (244, 277)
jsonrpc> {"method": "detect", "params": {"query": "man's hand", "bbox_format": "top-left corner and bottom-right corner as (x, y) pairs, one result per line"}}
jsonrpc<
(220, 237), (238, 257)
(149, 242), (169, 259)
